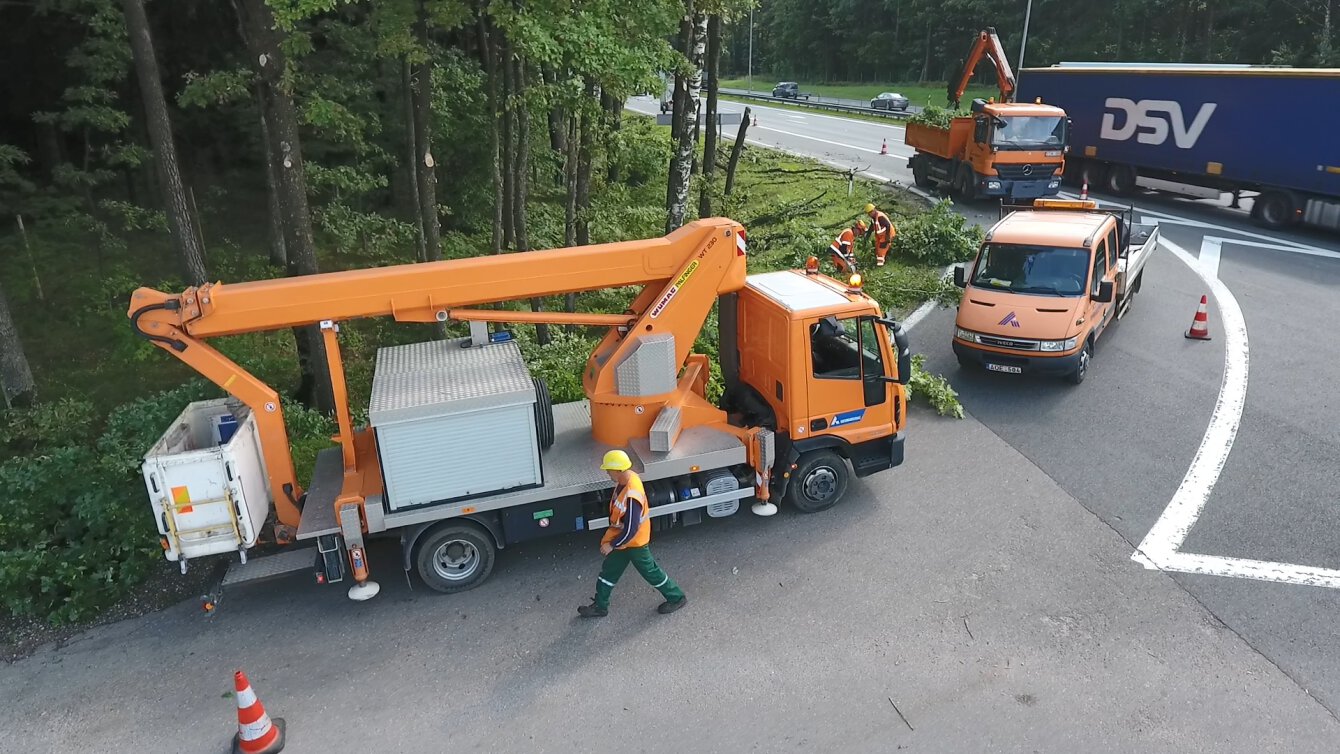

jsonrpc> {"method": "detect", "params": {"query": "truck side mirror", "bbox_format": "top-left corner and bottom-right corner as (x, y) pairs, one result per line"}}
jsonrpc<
(1094, 280), (1114, 303)
(953, 265), (968, 288)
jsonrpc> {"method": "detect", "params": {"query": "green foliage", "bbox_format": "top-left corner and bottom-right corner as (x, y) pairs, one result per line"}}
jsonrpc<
(0, 398), (99, 455)
(907, 105), (961, 130)
(906, 355), (963, 419)
(520, 329), (597, 404)
(890, 199), (984, 267)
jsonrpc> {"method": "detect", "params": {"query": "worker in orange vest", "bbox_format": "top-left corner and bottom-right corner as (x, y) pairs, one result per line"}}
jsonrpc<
(578, 450), (687, 617)
(829, 218), (868, 274)
(865, 203), (896, 267)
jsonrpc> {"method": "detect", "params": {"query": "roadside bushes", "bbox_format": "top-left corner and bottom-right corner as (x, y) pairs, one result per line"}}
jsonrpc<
(891, 199), (984, 266)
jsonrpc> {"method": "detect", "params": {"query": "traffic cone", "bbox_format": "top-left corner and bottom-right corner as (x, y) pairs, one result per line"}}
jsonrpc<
(233, 670), (285, 754)
(751, 113), (758, 127)
(880, 139), (888, 155)
(1080, 181), (1089, 201)
(1184, 295), (1212, 340)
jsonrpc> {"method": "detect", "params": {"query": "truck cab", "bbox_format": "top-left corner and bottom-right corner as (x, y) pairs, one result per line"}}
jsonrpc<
(950, 200), (1160, 384)
(727, 269), (910, 509)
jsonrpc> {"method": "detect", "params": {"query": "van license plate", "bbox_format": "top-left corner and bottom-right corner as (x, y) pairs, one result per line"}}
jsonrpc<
(986, 363), (1022, 374)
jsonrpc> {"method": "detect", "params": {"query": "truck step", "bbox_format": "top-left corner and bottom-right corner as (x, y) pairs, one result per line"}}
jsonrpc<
(221, 547), (319, 587)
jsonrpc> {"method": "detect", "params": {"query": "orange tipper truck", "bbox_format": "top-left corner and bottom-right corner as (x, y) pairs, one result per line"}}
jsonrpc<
(950, 199), (1160, 384)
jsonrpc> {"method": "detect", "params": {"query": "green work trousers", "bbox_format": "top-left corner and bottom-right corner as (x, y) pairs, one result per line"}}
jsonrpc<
(594, 545), (684, 609)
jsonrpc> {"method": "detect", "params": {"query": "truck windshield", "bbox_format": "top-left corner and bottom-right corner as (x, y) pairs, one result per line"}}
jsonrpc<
(970, 243), (1089, 297)
(992, 116), (1066, 149)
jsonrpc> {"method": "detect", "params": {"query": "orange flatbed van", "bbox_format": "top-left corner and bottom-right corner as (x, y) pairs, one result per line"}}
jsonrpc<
(950, 200), (1160, 384)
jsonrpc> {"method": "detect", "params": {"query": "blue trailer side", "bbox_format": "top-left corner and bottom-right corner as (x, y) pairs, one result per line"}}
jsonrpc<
(1018, 65), (1340, 230)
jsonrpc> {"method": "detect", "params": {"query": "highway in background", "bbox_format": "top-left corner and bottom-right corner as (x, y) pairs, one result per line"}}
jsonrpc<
(630, 95), (1340, 714)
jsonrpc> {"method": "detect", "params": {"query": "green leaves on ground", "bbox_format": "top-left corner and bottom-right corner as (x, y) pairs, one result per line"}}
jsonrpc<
(891, 199), (983, 267)
(907, 355), (963, 419)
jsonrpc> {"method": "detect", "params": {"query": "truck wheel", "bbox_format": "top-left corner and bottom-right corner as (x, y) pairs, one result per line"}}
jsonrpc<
(911, 157), (932, 188)
(1107, 165), (1137, 195)
(1079, 161), (1107, 190)
(415, 522), (496, 594)
(955, 166), (978, 202)
(1257, 191), (1298, 228)
(785, 449), (850, 514)
(1067, 341), (1092, 386)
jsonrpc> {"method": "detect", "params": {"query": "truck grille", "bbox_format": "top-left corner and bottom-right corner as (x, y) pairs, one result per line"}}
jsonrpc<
(978, 335), (1040, 351)
(995, 164), (1047, 181)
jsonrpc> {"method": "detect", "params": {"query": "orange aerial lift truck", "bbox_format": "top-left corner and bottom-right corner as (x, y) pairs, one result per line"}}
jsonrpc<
(130, 219), (910, 601)
(906, 28), (1068, 202)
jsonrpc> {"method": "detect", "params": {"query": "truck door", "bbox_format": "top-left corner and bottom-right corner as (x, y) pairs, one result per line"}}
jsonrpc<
(1088, 235), (1117, 339)
(805, 315), (894, 436)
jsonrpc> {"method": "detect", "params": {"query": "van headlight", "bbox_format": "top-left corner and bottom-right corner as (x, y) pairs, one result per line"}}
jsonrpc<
(955, 327), (978, 344)
(1039, 337), (1078, 352)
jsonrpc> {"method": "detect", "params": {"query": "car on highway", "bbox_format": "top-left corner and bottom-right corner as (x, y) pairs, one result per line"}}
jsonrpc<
(772, 81), (801, 98)
(870, 92), (910, 111)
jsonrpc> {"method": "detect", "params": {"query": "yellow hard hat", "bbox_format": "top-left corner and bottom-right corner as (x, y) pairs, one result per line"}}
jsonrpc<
(856, 218), (870, 230)
(864, 203), (876, 214)
(600, 449), (632, 471)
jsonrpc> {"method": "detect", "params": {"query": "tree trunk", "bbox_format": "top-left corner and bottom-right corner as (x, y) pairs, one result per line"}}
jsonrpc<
(564, 115), (578, 248)
(477, 12), (504, 254)
(511, 57), (549, 345)
(501, 38), (516, 250)
(724, 106), (750, 196)
(233, 0), (333, 413)
(121, 0), (208, 286)
(920, 19), (931, 83)
(0, 277), (35, 408)
(402, 59), (426, 261)
(1322, 0), (1334, 65)
(412, 2), (441, 263)
(575, 89), (595, 247)
(698, 14), (721, 219)
(602, 88), (621, 184)
(257, 101), (287, 267)
(667, 5), (704, 233)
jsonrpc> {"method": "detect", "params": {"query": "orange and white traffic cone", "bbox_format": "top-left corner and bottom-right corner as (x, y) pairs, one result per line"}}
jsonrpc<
(233, 670), (285, 754)
(1185, 295), (1212, 340)
(752, 114), (758, 127)
(1080, 181), (1089, 201)
(880, 139), (888, 155)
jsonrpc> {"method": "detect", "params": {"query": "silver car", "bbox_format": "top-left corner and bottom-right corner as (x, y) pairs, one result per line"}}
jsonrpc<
(870, 92), (909, 111)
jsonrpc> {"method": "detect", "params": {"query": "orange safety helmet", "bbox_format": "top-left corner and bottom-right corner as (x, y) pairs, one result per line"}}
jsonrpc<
(854, 218), (870, 234)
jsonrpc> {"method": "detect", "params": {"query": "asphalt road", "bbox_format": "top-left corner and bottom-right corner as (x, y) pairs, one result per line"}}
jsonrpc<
(720, 87), (923, 116)
(3, 98), (1340, 753)
(628, 95), (1340, 715)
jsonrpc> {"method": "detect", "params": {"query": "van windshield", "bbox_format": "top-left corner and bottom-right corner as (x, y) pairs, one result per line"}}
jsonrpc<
(970, 243), (1089, 296)
(992, 116), (1066, 149)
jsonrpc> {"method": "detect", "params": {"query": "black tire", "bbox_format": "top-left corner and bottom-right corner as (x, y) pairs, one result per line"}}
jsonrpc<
(415, 522), (496, 594)
(1107, 164), (1137, 195)
(532, 376), (555, 449)
(1078, 160), (1107, 190)
(955, 165), (978, 202)
(785, 449), (850, 514)
(1067, 341), (1092, 386)
(911, 156), (932, 189)
(1257, 191), (1297, 228)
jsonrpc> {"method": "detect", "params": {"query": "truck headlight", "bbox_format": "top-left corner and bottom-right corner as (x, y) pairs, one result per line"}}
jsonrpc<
(1039, 337), (1078, 352)
(987, 180), (1002, 190)
(1048, 180), (1060, 188)
(955, 327), (978, 344)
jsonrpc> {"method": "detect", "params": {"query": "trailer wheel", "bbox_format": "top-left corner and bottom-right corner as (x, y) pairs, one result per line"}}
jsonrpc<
(532, 377), (555, 449)
(1079, 161), (1108, 191)
(415, 522), (496, 594)
(1257, 191), (1298, 228)
(1107, 165), (1137, 195)
(785, 450), (850, 514)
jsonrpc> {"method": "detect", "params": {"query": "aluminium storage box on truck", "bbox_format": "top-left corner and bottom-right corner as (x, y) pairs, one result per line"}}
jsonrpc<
(1017, 64), (1340, 230)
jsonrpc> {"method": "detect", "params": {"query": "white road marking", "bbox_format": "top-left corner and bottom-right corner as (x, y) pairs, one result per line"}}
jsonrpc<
(1199, 237), (1222, 278)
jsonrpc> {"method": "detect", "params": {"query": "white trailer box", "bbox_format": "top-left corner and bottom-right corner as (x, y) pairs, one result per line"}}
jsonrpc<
(142, 399), (271, 566)
(369, 338), (542, 510)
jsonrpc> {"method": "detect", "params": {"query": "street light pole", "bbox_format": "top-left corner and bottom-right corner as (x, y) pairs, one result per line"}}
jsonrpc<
(745, 6), (755, 92)
(1018, 0), (1034, 71)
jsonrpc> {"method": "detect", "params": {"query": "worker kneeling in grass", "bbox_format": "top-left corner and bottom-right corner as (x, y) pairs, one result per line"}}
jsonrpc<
(579, 450), (688, 618)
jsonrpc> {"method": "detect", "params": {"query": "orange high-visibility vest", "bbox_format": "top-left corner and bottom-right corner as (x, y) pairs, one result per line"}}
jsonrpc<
(869, 210), (894, 243)
(602, 473), (651, 550)
(829, 228), (856, 258)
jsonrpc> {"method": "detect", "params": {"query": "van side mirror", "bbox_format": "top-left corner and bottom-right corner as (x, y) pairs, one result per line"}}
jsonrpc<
(1094, 280), (1114, 303)
(953, 265), (968, 288)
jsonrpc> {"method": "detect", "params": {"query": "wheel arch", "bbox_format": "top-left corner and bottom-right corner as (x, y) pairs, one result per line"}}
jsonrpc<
(399, 513), (503, 572)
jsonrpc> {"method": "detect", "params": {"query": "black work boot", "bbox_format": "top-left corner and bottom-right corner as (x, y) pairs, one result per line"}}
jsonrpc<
(577, 602), (608, 618)
(657, 596), (687, 614)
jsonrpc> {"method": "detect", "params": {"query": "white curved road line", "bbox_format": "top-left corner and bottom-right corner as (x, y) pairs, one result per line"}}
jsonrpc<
(1134, 238), (1340, 588)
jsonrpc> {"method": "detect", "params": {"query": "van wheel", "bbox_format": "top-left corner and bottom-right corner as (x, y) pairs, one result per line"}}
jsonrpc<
(1067, 341), (1092, 385)
(415, 522), (496, 594)
(785, 450), (850, 514)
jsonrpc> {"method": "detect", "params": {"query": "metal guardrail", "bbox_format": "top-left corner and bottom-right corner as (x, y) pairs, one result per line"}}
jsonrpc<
(719, 88), (922, 120)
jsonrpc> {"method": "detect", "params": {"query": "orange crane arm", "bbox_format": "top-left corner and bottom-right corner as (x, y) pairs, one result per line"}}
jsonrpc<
(948, 27), (1017, 109)
(128, 219), (748, 532)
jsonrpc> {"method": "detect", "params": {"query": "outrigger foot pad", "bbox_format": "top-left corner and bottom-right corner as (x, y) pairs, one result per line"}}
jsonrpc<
(347, 580), (381, 601)
(751, 501), (779, 517)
